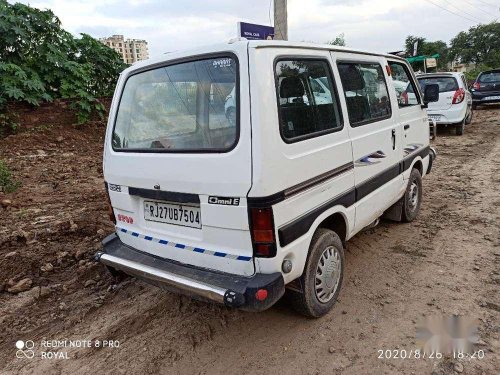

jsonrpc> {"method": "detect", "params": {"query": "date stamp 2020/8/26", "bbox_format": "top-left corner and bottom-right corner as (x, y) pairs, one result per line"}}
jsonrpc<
(377, 349), (486, 360)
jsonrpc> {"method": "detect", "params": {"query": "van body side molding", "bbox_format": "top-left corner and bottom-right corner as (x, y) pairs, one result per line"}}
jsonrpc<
(403, 145), (430, 171)
(248, 162), (354, 208)
(128, 187), (200, 204)
(278, 189), (356, 247)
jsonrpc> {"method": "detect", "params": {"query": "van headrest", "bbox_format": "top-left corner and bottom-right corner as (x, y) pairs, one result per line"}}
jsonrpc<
(341, 65), (365, 91)
(280, 77), (305, 98)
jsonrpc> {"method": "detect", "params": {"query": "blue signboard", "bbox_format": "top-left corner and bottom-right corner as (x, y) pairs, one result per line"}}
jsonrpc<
(238, 22), (274, 40)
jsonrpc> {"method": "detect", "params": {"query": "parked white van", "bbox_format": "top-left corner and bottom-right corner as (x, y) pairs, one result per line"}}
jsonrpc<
(97, 40), (438, 317)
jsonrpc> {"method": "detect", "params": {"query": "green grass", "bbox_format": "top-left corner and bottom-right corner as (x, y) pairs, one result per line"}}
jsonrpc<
(0, 160), (21, 193)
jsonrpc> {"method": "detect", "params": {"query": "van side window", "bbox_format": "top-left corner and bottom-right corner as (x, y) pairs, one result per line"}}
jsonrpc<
(275, 59), (342, 141)
(338, 62), (391, 126)
(388, 62), (420, 107)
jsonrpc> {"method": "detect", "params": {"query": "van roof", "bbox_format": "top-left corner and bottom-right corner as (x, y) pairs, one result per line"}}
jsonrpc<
(122, 40), (407, 75)
(247, 40), (405, 60)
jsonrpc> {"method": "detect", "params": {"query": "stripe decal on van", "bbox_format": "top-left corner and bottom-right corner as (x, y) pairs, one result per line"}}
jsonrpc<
(116, 227), (252, 262)
(277, 146), (430, 247)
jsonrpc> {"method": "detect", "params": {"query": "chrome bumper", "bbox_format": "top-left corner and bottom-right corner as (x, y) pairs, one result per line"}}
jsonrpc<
(98, 252), (227, 304)
(95, 234), (284, 311)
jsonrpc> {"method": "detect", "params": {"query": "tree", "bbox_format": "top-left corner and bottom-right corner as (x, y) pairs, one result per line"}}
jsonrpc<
(449, 22), (500, 67)
(0, 0), (127, 128)
(327, 33), (346, 47)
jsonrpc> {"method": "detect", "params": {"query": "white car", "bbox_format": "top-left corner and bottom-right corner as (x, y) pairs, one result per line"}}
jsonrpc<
(98, 40), (438, 317)
(404, 72), (472, 135)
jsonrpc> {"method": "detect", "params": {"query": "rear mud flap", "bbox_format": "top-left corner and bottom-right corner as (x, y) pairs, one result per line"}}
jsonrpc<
(382, 197), (403, 222)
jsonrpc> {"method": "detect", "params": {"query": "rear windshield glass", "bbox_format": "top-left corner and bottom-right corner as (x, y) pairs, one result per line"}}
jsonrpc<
(479, 72), (500, 83)
(113, 56), (238, 152)
(417, 77), (458, 93)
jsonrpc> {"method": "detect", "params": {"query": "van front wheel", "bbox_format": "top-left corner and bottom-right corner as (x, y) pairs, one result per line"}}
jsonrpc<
(288, 229), (344, 318)
(402, 168), (422, 222)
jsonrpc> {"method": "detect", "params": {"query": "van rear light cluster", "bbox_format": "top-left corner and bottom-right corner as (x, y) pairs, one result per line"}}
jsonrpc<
(104, 182), (116, 224)
(452, 88), (465, 104)
(249, 207), (276, 258)
(473, 82), (480, 90)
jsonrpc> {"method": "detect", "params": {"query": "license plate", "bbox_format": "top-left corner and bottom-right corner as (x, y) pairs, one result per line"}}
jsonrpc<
(484, 96), (500, 100)
(428, 115), (441, 120)
(144, 201), (201, 229)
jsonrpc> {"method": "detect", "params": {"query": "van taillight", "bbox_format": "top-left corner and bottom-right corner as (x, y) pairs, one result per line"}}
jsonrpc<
(452, 88), (465, 104)
(250, 207), (276, 258)
(104, 182), (116, 224)
(473, 82), (480, 90)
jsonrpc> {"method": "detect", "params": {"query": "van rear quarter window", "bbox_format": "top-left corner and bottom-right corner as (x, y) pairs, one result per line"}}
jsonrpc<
(112, 56), (238, 152)
(338, 62), (391, 126)
(275, 59), (342, 142)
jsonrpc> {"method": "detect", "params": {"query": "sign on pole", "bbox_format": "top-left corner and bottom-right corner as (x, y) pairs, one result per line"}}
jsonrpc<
(425, 58), (437, 68)
(237, 22), (274, 40)
(413, 41), (418, 56)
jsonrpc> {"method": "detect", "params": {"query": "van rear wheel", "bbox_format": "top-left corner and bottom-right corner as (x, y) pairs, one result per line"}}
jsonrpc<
(402, 168), (422, 222)
(288, 228), (344, 318)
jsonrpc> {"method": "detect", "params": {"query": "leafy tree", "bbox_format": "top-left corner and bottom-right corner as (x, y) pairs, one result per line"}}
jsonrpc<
(449, 22), (500, 68)
(327, 33), (346, 47)
(0, 0), (127, 130)
(404, 36), (449, 71)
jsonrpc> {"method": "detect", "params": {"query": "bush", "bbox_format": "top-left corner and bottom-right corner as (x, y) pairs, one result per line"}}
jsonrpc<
(0, 1), (127, 129)
(0, 113), (19, 136)
(0, 160), (21, 193)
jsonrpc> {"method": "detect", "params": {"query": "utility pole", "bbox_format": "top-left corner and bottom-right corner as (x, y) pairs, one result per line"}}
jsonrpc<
(273, 0), (288, 40)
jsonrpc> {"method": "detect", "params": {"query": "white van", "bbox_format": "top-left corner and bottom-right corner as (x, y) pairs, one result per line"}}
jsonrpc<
(97, 40), (438, 317)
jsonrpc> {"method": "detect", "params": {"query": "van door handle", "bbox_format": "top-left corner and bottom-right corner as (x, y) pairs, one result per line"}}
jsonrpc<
(391, 129), (396, 150)
(404, 124), (410, 130)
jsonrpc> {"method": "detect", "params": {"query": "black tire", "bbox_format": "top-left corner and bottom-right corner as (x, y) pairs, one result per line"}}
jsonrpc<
(455, 121), (464, 135)
(288, 228), (344, 318)
(402, 168), (422, 222)
(465, 107), (473, 125)
(472, 103), (477, 110)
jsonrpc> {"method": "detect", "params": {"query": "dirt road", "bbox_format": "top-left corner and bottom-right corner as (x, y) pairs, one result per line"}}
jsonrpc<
(1, 103), (499, 374)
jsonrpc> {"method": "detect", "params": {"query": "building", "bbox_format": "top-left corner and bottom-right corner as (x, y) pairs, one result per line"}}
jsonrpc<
(449, 60), (476, 73)
(99, 35), (149, 64)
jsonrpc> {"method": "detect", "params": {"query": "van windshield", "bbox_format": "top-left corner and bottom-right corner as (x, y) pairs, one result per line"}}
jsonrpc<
(113, 56), (238, 152)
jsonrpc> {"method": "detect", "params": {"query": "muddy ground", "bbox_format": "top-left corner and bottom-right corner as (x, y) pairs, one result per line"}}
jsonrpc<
(0, 102), (499, 375)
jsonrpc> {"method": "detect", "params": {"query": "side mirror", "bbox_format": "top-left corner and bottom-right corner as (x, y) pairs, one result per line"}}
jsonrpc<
(423, 84), (439, 106)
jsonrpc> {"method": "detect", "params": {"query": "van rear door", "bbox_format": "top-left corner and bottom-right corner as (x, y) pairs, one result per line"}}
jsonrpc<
(103, 45), (255, 276)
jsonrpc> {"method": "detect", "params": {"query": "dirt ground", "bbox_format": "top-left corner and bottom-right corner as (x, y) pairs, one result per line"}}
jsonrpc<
(0, 102), (499, 375)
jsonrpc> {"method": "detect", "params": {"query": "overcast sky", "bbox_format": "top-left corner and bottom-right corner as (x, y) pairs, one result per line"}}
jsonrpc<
(12, 0), (500, 57)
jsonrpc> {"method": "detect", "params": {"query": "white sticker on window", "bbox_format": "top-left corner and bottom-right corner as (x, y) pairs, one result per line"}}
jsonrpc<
(213, 58), (232, 68)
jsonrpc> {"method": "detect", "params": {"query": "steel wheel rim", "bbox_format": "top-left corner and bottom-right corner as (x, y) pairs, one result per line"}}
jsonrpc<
(315, 246), (341, 303)
(408, 181), (419, 210)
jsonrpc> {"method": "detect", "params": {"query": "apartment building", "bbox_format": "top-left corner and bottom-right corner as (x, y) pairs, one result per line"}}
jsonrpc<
(99, 35), (149, 64)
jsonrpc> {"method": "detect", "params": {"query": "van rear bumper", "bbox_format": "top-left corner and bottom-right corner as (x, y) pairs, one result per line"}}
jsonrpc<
(95, 233), (285, 312)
